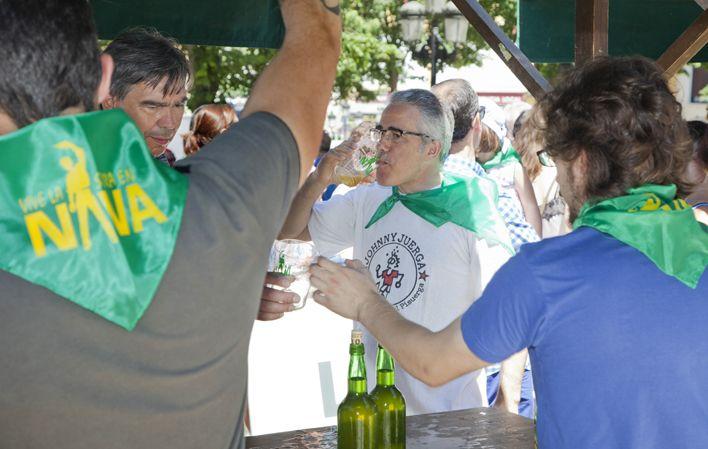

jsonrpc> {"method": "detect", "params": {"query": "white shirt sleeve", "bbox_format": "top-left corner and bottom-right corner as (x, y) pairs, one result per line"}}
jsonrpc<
(472, 236), (512, 292)
(308, 188), (359, 257)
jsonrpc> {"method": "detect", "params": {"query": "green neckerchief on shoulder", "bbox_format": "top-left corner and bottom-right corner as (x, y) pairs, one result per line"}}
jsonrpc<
(365, 174), (514, 254)
(482, 143), (521, 171)
(0, 109), (188, 330)
(573, 184), (708, 289)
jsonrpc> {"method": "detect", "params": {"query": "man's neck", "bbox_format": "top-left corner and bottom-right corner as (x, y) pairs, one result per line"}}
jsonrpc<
(686, 177), (708, 205)
(397, 169), (443, 194)
(449, 136), (476, 162)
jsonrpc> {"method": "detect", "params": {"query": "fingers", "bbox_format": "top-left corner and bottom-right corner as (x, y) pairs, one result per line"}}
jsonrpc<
(312, 290), (327, 304)
(257, 312), (285, 321)
(329, 144), (355, 162)
(312, 290), (332, 310)
(345, 259), (371, 277)
(264, 272), (294, 288)
(311, 257), (371, 290)
(309, 267), (336, 292)
(314, 256), (344, 272)
(344, 259), (366, 270)
(262, 285), (299, 304)
(261, 292), (299, 310)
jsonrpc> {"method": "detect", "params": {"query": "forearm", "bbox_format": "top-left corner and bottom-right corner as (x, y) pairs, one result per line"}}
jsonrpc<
(278, 172), (329, 240)
(359, 294), (487, 387)
(496, 349), (527, 413)
(241, 1), (341, 181)
(515, 167), (542, 236)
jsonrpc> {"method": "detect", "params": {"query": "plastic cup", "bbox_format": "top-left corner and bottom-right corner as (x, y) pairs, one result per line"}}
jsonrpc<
(267, 240), (318, 310)
(334, 121), (379, 187)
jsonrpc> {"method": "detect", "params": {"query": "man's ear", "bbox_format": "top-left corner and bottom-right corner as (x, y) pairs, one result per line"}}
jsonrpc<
(427, 140), (442, 160)
(571, 149), (589, 197)
(472, 114), (481, 131)
(96, 53), (114, 107)
(574, 149), (588, 176)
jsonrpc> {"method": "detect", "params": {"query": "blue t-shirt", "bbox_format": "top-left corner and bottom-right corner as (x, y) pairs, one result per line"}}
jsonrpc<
(461, 226), (708, 449)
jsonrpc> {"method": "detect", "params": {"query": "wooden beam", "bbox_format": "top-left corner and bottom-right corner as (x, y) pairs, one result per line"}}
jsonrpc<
(575, 0), (609, 66)
(657, 9), (708, 78)
(450, 0), (551, 100)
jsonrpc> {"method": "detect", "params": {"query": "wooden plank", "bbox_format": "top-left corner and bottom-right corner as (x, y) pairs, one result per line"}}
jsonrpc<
(450, 0), (551, 99)
(657, 9), (708, 77)
(246, 407), (534, 448)
(575, 0), (609, 66)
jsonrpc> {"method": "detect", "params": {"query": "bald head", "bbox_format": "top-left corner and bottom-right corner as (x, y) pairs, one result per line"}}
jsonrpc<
(432, 79), (479, 143)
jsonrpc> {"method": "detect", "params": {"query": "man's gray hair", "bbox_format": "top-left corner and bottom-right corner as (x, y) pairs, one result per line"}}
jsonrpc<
(389, 89), (453, 162)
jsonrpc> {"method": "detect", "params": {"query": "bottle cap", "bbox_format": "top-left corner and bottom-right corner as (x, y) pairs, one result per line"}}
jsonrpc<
(351, 330), (363, 345)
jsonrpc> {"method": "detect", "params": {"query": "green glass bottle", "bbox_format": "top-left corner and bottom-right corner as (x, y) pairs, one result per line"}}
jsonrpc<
(370, 344), (406, 449)
(338, 331), (378, 449)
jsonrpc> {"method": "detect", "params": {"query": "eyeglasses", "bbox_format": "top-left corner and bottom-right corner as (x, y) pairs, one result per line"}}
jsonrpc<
(478, 106), (486, 121)
(370, 125), (431, 143)
(537, 149), (555, 167)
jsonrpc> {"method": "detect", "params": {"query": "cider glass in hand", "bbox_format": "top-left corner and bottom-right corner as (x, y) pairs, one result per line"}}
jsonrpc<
(334, 121), (379, 187)
(267, 240), (318, 310)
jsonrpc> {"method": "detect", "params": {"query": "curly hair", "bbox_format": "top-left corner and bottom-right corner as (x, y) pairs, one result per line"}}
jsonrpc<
(513, 107), (544, 181)
(539, 56), (693, 201)
(183, 104), (238, 156)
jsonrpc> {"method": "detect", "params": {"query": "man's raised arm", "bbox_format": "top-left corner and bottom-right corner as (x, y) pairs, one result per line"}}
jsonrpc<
(241, 0), (341, 182)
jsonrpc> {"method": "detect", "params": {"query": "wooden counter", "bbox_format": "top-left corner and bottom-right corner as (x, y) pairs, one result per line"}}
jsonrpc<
(247, 407), (535, 448)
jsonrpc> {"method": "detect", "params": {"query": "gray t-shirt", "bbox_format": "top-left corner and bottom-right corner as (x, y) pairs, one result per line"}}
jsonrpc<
(0, 112), (300, 449)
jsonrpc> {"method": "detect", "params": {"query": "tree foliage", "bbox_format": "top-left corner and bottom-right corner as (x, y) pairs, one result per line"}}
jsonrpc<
(186, 0), (520, 108)
(186, 46), (274, 110)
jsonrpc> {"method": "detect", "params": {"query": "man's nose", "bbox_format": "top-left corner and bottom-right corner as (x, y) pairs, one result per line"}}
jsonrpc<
(157, 108), (180, 129)
(377, 138), (390, 153)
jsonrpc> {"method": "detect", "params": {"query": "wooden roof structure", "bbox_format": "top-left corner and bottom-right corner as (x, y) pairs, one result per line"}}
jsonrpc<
(91, 0), (708, 99)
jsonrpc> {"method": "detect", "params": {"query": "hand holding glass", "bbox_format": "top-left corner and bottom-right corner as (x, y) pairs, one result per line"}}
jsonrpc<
(334, 121), (379, 187)
(267, 240), (318, 310)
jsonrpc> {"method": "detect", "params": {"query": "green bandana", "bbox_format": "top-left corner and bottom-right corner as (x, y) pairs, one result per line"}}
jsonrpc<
(573, 184), (708, 289)
(0, 110), (188, 330)
(365, 175), (514, 254)
(482, 145), (522, 171)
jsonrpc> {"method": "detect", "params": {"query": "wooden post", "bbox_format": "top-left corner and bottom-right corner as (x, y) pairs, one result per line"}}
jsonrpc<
(450, 0), (551, 99)
(657, 9), (708, 78)
(575, 0), (609, 66)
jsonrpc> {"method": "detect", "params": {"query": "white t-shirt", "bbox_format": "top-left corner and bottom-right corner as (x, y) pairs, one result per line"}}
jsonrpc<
(309, 183), (510, 415)
(532, 167), (571, 238)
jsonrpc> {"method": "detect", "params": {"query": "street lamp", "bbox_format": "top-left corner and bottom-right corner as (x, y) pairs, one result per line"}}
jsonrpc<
(443, 2), (470, 44)
(399, 1), (469, 86)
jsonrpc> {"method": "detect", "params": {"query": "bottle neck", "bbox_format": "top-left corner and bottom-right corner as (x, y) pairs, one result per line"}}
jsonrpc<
(348, 345), (367, 394)
(376, 369), (395, 386)
(375, 345), (395, 386)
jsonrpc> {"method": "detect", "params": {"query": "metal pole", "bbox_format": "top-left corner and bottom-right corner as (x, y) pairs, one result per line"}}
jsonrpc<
(430, 27), (438, 86)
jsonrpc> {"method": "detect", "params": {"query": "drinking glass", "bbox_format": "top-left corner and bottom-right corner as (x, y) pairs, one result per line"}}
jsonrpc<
(334, 121), (379, 187)
(267, 240), (318, 310)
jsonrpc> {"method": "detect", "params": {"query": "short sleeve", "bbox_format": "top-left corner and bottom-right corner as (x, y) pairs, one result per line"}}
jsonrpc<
(471, 236), (511, 291)
(460, 251), (547, 363)
(308, 189), (358, 257)
(176, 112), (300, 247)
